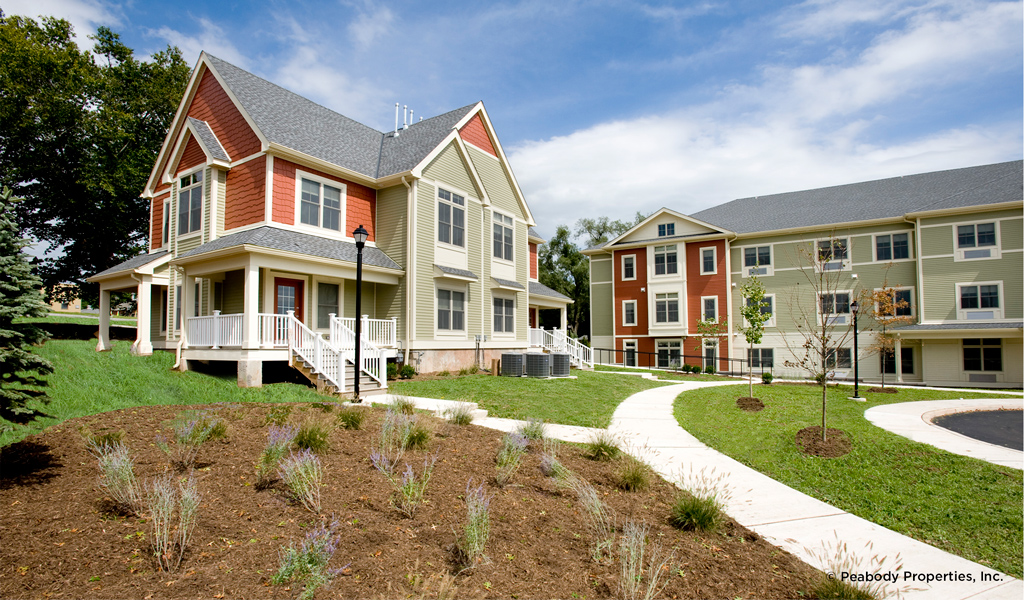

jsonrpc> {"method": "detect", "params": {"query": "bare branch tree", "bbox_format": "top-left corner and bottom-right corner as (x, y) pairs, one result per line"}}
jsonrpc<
(860, 264), (915, 390)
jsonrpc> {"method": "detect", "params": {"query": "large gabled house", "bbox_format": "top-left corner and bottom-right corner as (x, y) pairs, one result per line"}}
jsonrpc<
(586, 161), (1023, 388)
(88, 53), (575, 395)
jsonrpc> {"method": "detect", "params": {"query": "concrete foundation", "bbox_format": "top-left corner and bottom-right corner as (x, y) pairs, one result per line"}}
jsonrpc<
(237, 359), (263, 387)
(413, 348), (535, 374)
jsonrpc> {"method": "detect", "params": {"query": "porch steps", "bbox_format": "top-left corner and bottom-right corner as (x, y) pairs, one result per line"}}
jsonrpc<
(291, 357), (385, 399)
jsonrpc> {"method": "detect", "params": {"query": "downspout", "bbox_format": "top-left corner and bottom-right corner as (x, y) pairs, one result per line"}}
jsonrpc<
(402, 176), (413, 367)
(904, 214), (925, 324)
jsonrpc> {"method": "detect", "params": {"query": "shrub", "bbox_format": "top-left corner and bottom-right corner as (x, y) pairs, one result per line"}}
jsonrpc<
(495, 432), (528, 487)
(93, 441), (143, 515)
(387, 362), (399, 381)
(438, 370), (451, 377)
(336, 405), (367, 430)
(681, 364), (694, 373)
(265, 405), (293, 427)
(516, 418), (546, 441)
(371, 452), (437, 518)
(294, 418), (332, 453)
(443, 403), (474, 426)
(458, 365), (478, 376)
(279, 449), (324, 513)
(669, 492), (723, 532)
(82, 428), (125, 452)
(405, 416), (433, 451)
(273, 517), (349, 600)
(584, 431), (621, 462)
(455, 480), (492, 570)
(147, 472), (200, 572)
(761, 372), (774, 385)
(156, 410), (224, 471)
(256, 425), (299, 489)
(399, 364), (416, 379)
(619, 519), (674, 600)
(704, 365), (716, 374)
(392, 396), (417, 415)
(615, 456), (652, 492)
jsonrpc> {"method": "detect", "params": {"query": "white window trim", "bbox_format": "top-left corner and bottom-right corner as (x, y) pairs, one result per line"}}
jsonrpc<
(312, 277), (343, 332)
(435, 284), (468, 339)
(743, 293), (776, 328)
(622, 299), (638, 327)
(740, 244), (774, 277)
(491, 293), (516, 338)
(654, 292), (681, 324)
(176, 167), (204, 241)
(699, 246), (717, 275)
(656, 339), (682, 369)
(658, 222), (676, 237)
(652, 244), (680, 278)
(815, 237), (851, 272)
(162, 198), (171, 248)
(818, 289), (854, 326)
(294, 169), (348, 238)
(955, 281), (1004, 321)
(491, 208), (516, 266)
(622, 339), (638, 367)
(872, 232), (913, 263)
(700, 295), (718, 322)
(621, 254), (637, 281)
(873, 286), (915, 320)
(436, 185), (469, 253)
(953, 220), (1001, 262)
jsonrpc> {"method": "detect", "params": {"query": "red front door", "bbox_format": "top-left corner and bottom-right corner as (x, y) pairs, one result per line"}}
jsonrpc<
(274, 278), (305, 323)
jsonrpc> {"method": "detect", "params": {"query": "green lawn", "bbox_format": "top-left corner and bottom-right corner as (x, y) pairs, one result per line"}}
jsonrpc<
(674, 383), (1023, 577)
(19, 313), (138, 326)
(391, 370), (670, 428)
(595, 363), (742, 382)
(1, 340), (325, 447)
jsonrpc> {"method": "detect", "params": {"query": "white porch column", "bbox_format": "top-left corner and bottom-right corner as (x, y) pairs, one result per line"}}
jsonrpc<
(181, 272), (195, 349)
(560, 307), (568, 331)
(133, 276), (153, 355)
(242, 259), (260, 349)
(96, 287), (113, 352)
(895, 336), (904, 384)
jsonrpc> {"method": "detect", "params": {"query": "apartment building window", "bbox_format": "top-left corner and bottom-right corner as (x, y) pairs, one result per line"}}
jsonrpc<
(702, 296), (717, 321)
(744, 246), (771, 268)
(655, 293), (679, 323)
(826, 347), (852, 369)
(622, 300), (637, 326)
(493, 296), (514, 334)
(437, 289), (465, 331)
(817, 239), (848, 271)
(621, 255), (635, 280)
(745, 295), (774, 326)
(658, 223), (675, 237)
(876, 233), (909, 261)
(654, 245), (678, 275)
(316, 282), (339, 329)
(958, 283), (1002, 320)
(299, 176), (343, 231)
(438, 188), (465, 247)
(956, 222), (999, 260)
(878, 289), (913, 317)
(162, 199), (170, 246)
(657, 340), (680, 369)
(963, 339), (1002, 372)
(177, 171), (203, 236)
(820, 292), (851, 315)
(493, 212), (514, 261)
(701, 247), (716, 275)
(881, 347), (914, 374)
(623, 340), (637, 367)
(748, 348), (774, 368)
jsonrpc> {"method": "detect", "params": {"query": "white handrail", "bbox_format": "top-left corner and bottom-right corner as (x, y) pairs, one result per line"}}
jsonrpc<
(529, 327), (593, 369)
(334, 315), (397, 347)
(330, 315), (386, 388)
(185, 311), (243, 348)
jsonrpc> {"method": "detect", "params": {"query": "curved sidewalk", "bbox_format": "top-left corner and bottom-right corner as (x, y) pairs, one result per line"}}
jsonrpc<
(865, 399), (1023, 470)
(607, 381), (1022, 600)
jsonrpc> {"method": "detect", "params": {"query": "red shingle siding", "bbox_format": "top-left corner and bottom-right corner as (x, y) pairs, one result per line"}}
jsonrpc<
(459, 114), (496, 157)
(225, 158), (266, 230)
(151, 193), (169, 248)
(529, 243), (538, 279)
(187, 70), (261, 160)
(613, 249), (648, 336)
(272, 158), (376, 240)
(177, 136), (206, 175)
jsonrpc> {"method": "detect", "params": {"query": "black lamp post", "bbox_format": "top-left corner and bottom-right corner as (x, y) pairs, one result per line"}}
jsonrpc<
(851, 299), (860, 399)
(353, 225), (368, 402)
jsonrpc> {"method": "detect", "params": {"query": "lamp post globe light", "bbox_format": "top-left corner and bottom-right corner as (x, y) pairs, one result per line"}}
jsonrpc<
(850, 299), (862, 400)
(353, 225), (368, 402)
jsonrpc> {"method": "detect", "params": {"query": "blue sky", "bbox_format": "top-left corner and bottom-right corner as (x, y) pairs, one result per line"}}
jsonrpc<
(6, 0), (1022, 240)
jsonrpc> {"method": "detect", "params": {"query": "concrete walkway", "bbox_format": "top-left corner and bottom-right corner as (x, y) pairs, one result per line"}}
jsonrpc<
(866, 399), (1024, 470)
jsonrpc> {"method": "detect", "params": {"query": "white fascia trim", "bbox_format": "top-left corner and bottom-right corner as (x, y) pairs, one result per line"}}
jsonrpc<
(410, 132), (491, 206)
(605, 207), (734, 247)
(904, 200), (1023, 220)
(267, 144), (379, 188)
(469, 105), (537, 227)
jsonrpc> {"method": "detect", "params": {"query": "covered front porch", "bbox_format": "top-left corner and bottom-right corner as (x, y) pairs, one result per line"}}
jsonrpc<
(87, 251), (172, 356)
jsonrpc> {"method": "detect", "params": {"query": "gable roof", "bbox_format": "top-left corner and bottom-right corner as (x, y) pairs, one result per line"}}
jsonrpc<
(691, 160), (1023, 235)
(186, 117), (229, 162)
(88, 251), (171, 281)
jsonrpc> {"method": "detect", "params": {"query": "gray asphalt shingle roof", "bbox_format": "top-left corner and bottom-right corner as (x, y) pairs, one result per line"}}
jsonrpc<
(187, 117), (229, 161)
(895, 322), (1023, 332)
(691, 160), (1022, 235)
(206, 55), (476, 178)
(529, 281), (571, 302)
(492, 277), (525, 290)
(434, 264), (479, 280)
(91, 251), (170, 279)
(177, 227), (401, 270)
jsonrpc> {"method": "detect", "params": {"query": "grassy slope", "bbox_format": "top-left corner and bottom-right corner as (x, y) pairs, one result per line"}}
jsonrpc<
(673, 383), (1023, 577)
(1, 340), (324, 447)
(391, 370), (669, 428)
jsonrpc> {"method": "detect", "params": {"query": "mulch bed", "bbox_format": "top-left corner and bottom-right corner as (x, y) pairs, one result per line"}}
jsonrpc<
(867, 387), (898, 394)
(795, 426), (852, 458)
(736, 397), (764, 412)
(1, 403), (821, 599)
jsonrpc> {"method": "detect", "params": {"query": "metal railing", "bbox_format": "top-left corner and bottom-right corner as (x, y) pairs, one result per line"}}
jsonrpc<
(592, 347), (757, 375)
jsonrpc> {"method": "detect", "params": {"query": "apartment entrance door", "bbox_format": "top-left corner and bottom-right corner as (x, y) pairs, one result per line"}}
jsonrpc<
(274, 278), (305, 322)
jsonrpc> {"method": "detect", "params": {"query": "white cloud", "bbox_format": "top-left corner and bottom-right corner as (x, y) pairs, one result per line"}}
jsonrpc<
(347, 3), (394, 51)
(2, 0), (122, 46)
(150, 18), (248, 68)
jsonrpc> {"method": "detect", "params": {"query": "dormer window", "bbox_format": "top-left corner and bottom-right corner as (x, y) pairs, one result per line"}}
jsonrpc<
(177, 171), (203, 236)
(299, 177), (343, 231)
(658, 223), (675, 237)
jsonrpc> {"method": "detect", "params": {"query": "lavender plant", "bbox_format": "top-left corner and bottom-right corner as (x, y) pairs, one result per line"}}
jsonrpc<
(147, 472), (201, 572)
(272, 517), (349, 600)
(495, 432), (528, 487)
(539, 438), (569, 481)
(156, 410), (224, 471)
(565, 474), (617, 562)
(256, 425), (298, 489)
(455, 480), (493, 570)
(278, 449), (323, 513)
(370, 453), (437, 518)
(516, 418), (546, 441)
(93, 441), (143, 515)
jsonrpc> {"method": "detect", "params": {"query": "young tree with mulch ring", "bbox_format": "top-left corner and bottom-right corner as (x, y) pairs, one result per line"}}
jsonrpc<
(738, 272), (772, 402)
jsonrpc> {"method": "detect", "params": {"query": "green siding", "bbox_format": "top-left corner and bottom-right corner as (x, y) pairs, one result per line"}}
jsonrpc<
(222, 270), (245, 314)
(343, 280), (377, 319)
(415, 182), (437, 339)
(1001, 217), (1022, 250)
(591, 283), (613, 337)
(422, 143), (481, 199)
(591, 258), (613, 282)
(921, 254), (1023, 320)
(919, 208), (1023, 227)
(374, 185), (408, 340)
(150, 286), (165, 339)
(467, 146), (521, 218)
(216, 169), (226, 237)
(203, 167), (212, 244)
(920, 225), (953, 256)
(516, 224), (528, 340)
(466, 202), (483, 335)
(177, 235), (202, 254)
(851, 234), (873, 264)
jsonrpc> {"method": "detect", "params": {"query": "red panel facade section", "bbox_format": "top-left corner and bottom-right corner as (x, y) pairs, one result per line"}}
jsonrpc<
(529, 243), (538, 279)
(272, 158), (376, 240)
(613, 248), (648, 338)
(225, 158), (266, 230)
(177, 136), (206, 175)
(187, 69), (261, 160)
(685, 239), (731, 370)
(613, 337), (657, 367)
(151, 193), (168, 248)
(458, 114), (497, 157)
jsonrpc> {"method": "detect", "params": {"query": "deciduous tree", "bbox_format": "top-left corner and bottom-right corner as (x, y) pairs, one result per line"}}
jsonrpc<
(738, 273), (771, 398)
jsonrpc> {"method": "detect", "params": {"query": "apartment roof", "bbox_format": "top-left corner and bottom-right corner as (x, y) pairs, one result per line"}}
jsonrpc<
(691, 160), (1023, 235)
(529, 281), (571, 301)
(186, 117), (229, 161)
(207, 55), (477, 179)
(90, 251), (170, 279)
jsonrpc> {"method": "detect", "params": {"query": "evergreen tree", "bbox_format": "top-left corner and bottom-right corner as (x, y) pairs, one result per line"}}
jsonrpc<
(0, 184), (52, 430)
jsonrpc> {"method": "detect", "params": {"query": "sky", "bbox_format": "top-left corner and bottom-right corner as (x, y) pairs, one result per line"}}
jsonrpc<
(5, 0), (1022, 241)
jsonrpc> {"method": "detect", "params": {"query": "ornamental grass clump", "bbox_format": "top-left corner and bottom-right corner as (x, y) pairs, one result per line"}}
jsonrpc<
(392, 396), (417, 415)
(806, 534), (903, 600)
(156, 410), (224, 471)
(442, 403), (474, 426)
(495, 431), (528, 487)
(615, 455), (653, 492)
(370, 452), (437, 518)
(92, 441), (143, 515)
(539, 438), (569, 481)
(516, 417), (546, 441)
(272, 517), (349, 600)
(279, 449), (323, 514)
(336, 405), (367, 430)
(669, 466), (731, 532)
(455, 480), (493, 570)
(256, 425), (298, 490)
(619, 519), (674, 600)
(147, 472), (200, 572)
(584, 430), (621, 462)
(294, 417), (332, 453)
(564, 474), (617, 562)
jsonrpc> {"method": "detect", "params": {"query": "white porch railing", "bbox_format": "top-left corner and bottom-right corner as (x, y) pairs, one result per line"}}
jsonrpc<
(259, 313), (291, 347)
(334, 316), (397, 347)
(330, 316), (386, 386)
(186, 311), (243, 348)
(529, 327), (594, 369)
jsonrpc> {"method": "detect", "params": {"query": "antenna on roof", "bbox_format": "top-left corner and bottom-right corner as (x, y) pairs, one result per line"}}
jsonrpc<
(409, 109), (414, 125)
(394, 103), (400, 137)
(403, 105), (408, 130)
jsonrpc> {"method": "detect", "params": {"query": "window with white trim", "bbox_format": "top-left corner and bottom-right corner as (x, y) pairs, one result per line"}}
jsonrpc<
(700, 247), (716, 275)
(492, 212), (514, 261)
(654, 245), (678, 276)
(955, 222), (999, 260)
(162, 199), (170, 246)
(623, 340), (637, 367)
(438, 188), (465, 247)
(826, 347), (852, 369)
(744, 246), (771, 268)
(658, 223), (675, 237)
(655, 293), (679, 323)
(316, 282), (339, 329)
(748, 348), (774, 368)
(437, 288), (465, 331)
(299, 176), (343, 231)
(881, 347), (914, 374)
(877, 288), (913, 318)
(745, 294), (775, 327)
(957, 282), (1002, 320)
(657, 340), (680, 369)
(702, 296), (718, 321)
(177, 171), (203, 236)
(622, 300), (637, 326)
(820, 292), (852, 324)
(493, 296), (514, 334)
(963, 339), (1002, 372)
(621, 255), (636, 281)
(876, 233), (909, 261)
